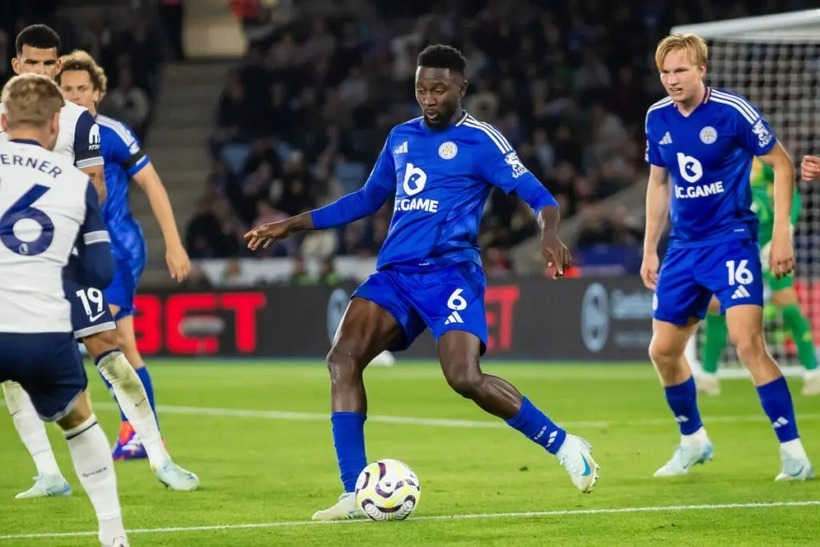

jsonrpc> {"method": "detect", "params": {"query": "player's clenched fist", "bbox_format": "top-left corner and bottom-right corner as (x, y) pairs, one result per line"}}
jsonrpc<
(801, 155), (820, 182)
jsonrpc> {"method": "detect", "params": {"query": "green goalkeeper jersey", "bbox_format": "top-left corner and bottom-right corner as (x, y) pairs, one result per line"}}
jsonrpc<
(750, 157), (800, 245)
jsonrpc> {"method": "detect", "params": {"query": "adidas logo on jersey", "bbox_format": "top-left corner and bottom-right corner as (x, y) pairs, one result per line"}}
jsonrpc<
(393, 141), (408, 155)
(731, 285), (751, 300)
(659, 131), (673, 145)
(444, 311), (464, 325)
(772, 416), (790, 428)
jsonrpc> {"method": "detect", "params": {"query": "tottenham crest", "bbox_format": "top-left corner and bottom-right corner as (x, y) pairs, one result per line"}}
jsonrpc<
(438, 141), (458, 160)
(699, 126), (717, 144)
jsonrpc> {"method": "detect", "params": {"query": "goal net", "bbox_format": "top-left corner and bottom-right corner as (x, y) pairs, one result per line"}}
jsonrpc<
(672, 10), (820, 376)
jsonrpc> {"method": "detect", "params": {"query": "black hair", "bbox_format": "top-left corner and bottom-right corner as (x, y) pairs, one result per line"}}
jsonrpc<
(15, 24), (60, 55)
(417, 44), (466, 75)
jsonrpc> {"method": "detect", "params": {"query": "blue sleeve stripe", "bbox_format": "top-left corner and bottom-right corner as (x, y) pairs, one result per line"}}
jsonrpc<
(76, 157), (104, 169)
(463, 120), (511, 153)
(83, 230), (110, 244)
(710, 90), (758, 124)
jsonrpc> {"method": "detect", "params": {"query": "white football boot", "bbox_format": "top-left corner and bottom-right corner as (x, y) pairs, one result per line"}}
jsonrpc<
(555, 434), (599, 493)
(311, 492), (365, 521)
(154, 461), (200, 491)
(15, 473), (71, 499)
(775, 449), (815, 482)
(654, 442), (714, 477)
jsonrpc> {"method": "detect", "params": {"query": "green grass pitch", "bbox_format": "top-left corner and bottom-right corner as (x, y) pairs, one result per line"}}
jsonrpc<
(1, 361), (819, 546)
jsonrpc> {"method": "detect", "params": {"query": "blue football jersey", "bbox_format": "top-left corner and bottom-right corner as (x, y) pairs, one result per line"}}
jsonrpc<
(96, 115), (149, 259)
(315, 112), (552, 271)
(645, 87), (777, 248)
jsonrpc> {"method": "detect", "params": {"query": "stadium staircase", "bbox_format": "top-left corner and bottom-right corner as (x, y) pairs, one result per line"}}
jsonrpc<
(134, 60), (234, 287)
(135, 0), (249, 286)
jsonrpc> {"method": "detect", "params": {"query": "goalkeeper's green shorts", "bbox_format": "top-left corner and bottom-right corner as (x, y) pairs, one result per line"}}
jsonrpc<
(764, 269), (794, 291)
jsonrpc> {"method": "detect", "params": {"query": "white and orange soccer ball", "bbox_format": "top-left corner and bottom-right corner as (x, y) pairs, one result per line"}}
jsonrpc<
(354, 459), (421, 521)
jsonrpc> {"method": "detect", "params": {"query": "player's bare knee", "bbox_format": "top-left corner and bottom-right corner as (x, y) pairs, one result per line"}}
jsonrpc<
(56, 392), (92, 430)
(326, 346), (364, 383)
(83, 330), (119, 358)
(648, 336), (681, 368)
(731, 331), (766, 363)
(442, 363), (482, 399)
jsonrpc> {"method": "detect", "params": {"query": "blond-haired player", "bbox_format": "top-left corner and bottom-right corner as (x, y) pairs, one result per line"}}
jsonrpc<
(641, 33), (813, 480)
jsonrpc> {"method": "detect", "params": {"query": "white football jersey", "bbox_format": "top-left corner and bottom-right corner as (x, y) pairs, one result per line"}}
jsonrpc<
(0, 140), (104, 332)
(0, 101), (103, 168)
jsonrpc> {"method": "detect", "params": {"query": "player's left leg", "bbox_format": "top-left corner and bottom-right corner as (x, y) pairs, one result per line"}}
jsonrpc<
(57, 391), (129, 547)
(437, 331), (598, 493)
(769, 280), (820, 395)
(102, 309), (199, 490)
(709, 240), (813, 480)
(84, 322), (199, 491)
(2, 380), (71, 498)
(724, 304), (814, 480)
(103, 260), (161, 459)
(418, 263), (597, 493)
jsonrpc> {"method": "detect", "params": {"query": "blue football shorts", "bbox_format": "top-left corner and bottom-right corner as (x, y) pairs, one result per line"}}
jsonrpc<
(104, 231), (147, 321)
(353, 262), (488, 353)
(653, 238), (764, 325)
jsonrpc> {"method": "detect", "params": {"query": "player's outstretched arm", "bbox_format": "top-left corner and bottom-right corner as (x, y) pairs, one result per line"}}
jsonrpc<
(640, 165), (670, 291)
(245, 211), (314, 251)
(759, 141), (795, 278)
(246, 144), (395, 251)
(801, 155), (820, 182)
(132, 163), (190, 282)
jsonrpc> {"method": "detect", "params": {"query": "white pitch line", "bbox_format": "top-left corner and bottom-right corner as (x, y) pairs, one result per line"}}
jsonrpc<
(94, 402), (820, 430)
(2, 401), (820, 430)
(2, 500), (819, 541)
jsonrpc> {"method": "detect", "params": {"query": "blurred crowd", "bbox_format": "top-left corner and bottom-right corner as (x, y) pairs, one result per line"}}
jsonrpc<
(0, 0), (173, 140)
(3, 0), (803, 281)
(192, 0), (805, 277)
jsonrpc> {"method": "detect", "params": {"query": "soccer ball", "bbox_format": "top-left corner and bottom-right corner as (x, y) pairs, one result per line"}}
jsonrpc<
(354, 459), (421, 521)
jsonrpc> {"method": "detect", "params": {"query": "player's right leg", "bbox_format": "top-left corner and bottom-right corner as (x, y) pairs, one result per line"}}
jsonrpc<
(696, 296), (725, 396)
(650, 246), (714, 477)
(0, 332), (128, 546)
(2, 380), (71, 498)
(312, 275), (409, 521)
